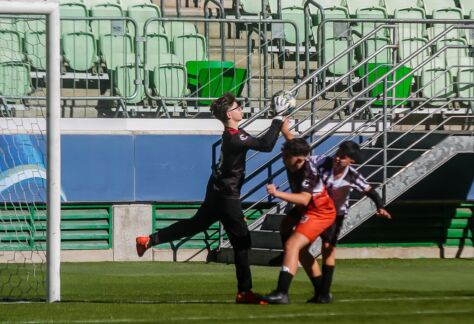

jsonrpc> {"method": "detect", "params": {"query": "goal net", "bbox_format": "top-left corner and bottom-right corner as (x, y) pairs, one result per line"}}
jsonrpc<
(0, 0), (61, 302)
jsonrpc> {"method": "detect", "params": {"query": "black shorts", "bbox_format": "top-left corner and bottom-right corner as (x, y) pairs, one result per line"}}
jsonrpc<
(320, 215), (345, 246)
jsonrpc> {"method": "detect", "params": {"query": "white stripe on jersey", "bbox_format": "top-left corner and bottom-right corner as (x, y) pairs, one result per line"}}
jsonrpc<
(314, 156), (370, 216)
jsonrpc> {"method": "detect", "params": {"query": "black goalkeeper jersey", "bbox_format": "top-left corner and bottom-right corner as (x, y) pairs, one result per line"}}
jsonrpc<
(211, 119), (283, 198)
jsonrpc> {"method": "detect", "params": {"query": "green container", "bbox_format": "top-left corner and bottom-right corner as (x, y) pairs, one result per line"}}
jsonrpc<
(358, 63), (413, 107)
(186, 60), (247, 105)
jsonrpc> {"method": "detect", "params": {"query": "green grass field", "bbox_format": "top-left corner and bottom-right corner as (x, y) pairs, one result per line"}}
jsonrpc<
(1, 259), (474, 323)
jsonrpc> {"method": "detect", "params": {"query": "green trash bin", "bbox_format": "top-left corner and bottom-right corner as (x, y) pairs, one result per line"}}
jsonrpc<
(357, 63), (413, 107)
(186, 60), (247, 105)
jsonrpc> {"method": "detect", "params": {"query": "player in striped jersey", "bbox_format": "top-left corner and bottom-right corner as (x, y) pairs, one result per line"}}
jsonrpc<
(278, 127), (391, 303)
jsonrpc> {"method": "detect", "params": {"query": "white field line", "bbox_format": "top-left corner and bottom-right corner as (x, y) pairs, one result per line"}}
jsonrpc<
(2, 308), (474, 324)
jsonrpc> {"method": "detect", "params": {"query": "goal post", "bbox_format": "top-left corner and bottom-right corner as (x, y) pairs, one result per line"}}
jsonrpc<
(0, 0), (61, 303)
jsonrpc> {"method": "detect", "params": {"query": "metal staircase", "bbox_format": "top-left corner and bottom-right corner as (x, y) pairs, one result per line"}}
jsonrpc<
(213, 18), (474, 264)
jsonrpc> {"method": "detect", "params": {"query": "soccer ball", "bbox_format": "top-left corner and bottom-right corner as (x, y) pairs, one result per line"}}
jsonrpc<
(272, 90), (297, 116)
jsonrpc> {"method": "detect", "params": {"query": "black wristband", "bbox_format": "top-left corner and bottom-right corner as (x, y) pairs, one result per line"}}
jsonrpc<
(365, 188), (384, 210)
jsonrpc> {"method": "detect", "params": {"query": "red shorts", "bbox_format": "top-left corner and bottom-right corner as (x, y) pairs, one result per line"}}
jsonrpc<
(294, 190), (336, 242)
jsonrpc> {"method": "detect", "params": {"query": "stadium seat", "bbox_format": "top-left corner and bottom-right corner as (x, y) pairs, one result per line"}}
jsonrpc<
(399, 37), (430, 75)
(144, 33), (170, 65)
(172, 34), (207, 64)
(60, 2), (90, 35)
(268, 0), (305, 14)
(428, 8), (465, 42)
(127, 3), (161, 36)
(83, 0), (121, 10)
(358, 36), (392, 65)
(313, 6), (352, 76)
(90, 3), (124, 40)
(0, 62), (31, 98)
(354, 6), (388, 39)
(113, 63), (146, 104)
(24, 31), (47, 70)
(357, 63), (413, 106)
(0, 30), (24, 63)
(0, 18), (17, 32)
(343, 0), (384, 17)
(436, 38), (469, 75)
(240, 0), (269, 15)
(383, 0), (421, 17)
(420, 57), (455, 106)
(394, 7), (426, 40)
(456, 61), (474, 104)
(458, 0), (474, 17)
(280, 6), (307, 45)
(15, 16), (46, 34)
(186, 60), (247, 105)
(163, 22), (198, 42)
(62, 31), (98, 71)
(120, 0), (152, 12)
(99, 33), (134, 71)
(421, 0), (457, 17)
(151, 53), (188, 110)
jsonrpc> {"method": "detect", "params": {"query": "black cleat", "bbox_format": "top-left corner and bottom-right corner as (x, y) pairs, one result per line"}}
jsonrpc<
(315, 293), (333, 304)
(306, 294), (319, 303)
(264, 290), (290, 304)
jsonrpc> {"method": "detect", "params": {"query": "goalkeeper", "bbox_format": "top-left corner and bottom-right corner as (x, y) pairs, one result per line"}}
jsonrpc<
(136, 92), (291, 304)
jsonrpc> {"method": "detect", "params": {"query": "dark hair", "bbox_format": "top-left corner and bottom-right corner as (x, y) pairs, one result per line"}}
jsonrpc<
(282, 138), (311, 157)
(210, 93), (236, 123)
(337, 141), (361, 163)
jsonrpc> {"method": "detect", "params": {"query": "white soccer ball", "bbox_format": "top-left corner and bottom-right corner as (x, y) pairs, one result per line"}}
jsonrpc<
(273, 90), (297, 115)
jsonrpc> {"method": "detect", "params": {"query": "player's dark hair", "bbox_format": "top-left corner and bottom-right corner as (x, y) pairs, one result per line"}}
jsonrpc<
(337, 141), (361, 163)
(210, 93), (236, 123)
(282, 138), (311, 157)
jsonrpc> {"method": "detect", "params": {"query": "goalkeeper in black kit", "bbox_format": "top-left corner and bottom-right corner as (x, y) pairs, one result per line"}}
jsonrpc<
(136, 93), (292, 304)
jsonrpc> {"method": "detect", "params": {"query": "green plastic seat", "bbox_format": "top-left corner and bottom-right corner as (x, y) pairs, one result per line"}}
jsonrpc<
(24, 31), (47, 70)
(421, 58), (455, 106)
(60, 2), (89, 35)
(62, 31), (98, 71)
(163, 22), (197, 41)
(0, 62), (31, 98)
(313, 6), (352, 76)
(120, 0), (152, 12)
(383, 0), (420, 17)
(186, 60), (247, 105)
(83, 0), (121, 10)
(358, 36), (392, 65)
(91, 3), (124, 40)
(0, 31), (23, 63)
(144, 33), (170, 65)
(343, 0), (384, 17)
(172, 34), (207, 64)
(113, 64), (146, 104)
(399, 37), (430, 76)
(281, 6), (307, 45)
(354, 7), (388, 39)
(394, 7), (426, 40)
(0, 17), (17, 32)
(152, 54), (187, 103)
(357, 63), (413, 106)
(422, 0), (457, 17)
(127, 3), (161, 36)
(99, 33), (134, 70)
(456, 59), (474, 104)
(428, 8), (464, 41)
(459, 0), (474, 17)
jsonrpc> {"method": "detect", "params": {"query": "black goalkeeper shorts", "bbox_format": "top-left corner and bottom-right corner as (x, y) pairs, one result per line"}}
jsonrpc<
(320, 215), (345, 246)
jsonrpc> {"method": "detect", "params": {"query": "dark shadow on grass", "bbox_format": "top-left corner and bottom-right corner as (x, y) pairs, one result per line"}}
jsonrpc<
(59, 299), (236, 305)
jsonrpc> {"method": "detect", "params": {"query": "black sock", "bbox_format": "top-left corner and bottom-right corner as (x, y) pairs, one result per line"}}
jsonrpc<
(276, 271), (293, 294)
(310, 275), (322, 295)
(320, 265), (335, 296)
(149, 233), (159, 246)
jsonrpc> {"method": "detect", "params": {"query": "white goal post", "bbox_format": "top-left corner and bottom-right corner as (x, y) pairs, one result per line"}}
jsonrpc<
(0, 0), (61, 302)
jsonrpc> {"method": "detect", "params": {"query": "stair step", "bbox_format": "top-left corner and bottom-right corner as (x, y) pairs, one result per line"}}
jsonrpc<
(250, 230), (282, 249)
(216, 247), (283, 266)
(360, 148), (425, 166)
(373, 132), (449, 150)
(260, 213), (286, 231)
